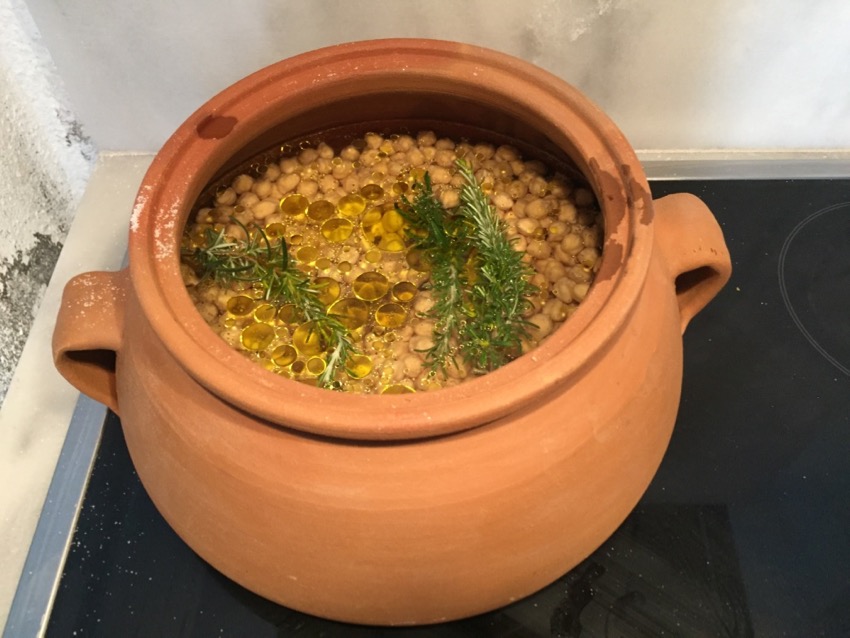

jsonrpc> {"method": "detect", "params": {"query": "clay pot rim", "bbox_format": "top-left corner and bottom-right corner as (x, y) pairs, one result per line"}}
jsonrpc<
(128, 38), (653, 441)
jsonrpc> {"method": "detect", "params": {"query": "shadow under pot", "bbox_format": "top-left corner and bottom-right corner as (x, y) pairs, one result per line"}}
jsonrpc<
(52, 39), (731, 626)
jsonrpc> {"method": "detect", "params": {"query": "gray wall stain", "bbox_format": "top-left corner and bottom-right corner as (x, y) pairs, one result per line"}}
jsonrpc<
(0, 233), (65, 405)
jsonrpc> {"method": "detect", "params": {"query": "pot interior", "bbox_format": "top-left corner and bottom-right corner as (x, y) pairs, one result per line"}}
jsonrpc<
(198, 90), (589, 203)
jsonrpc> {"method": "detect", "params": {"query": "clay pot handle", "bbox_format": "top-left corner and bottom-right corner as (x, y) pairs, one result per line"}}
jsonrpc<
(52, 269), (129, 414)
(652, 193), (732, 333)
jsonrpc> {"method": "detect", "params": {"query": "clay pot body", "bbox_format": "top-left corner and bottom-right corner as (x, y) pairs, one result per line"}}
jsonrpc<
(53, 40), (731, 625)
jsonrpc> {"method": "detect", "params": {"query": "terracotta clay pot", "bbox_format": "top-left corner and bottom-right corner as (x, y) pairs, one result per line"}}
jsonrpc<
(52, 39), (731, 625)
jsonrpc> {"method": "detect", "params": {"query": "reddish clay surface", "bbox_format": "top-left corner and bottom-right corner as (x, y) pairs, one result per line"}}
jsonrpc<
(53, 39), (731, 625)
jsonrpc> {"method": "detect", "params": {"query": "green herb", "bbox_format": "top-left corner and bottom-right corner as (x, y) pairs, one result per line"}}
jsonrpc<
(397, 159), (536, 375)
(396, 172), (470, 371)
(184, 219), (355, 388)
(454, 159), (536, 371)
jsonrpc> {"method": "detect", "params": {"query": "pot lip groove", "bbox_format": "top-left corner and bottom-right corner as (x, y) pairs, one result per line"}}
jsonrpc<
(128, 38), (653, 441)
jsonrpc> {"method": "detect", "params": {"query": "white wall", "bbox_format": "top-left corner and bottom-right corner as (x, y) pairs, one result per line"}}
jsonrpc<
(24, 0), (850, 153)
(0, 0), (95, 403)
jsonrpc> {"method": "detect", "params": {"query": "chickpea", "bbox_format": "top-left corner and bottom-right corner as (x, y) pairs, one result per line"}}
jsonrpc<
(298, 147), (319, 165)
(417, 130), (437, 147)
(252, 199), (278, 220)
(578, 247), (600, 269)
(253, 180), (272, 198)
(394, 135), (414, 152)
(428, 166), (452, 185)
(573, 283), (590, 301)
(319, 175), (338, 194)
(407, 148), (425, 166)
(528, 313), (553, 340)
(527, 239), (552, 259)
(215, 187), (237, 206)
(262, 164), (281, 181)
(273, 172), (297, 196)
(232, 174), (254, 194)
(364, 132), (383, 149)
(517, 217), (540, 237)
(403, 355), (423, 378)
(495, 145), (519, 162)
(525, 198), (556, 220)
(279, 157), (299, 174)
(492, 192), (514, 211)
(558, 202), (578, 223)
(339, 145), (360, 162)
(560, 233), (584, 255)
(439, 188), (460, 209)
(543, 298), (568, 322)
(297, 180), (319, 198)
(414, 320), (434, 337)
(553, 278), (574, 303)
(547, 220), (570, 242)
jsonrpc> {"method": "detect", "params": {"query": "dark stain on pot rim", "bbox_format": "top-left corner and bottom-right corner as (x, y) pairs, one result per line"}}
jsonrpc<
(197, 115), (238, 139)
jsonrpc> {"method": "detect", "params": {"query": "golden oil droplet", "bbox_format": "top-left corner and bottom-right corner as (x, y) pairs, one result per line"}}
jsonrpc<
(313, 277), (341, 305)
(315, 257), (333, 271)
(352, 271), (390, 301)
(365, 248), (382, 263)
(321, 217), (354, 243)
(337, 194), (366, 217)
(253, 303), (277, 323)
(379, 233), (405, 252)
(327, 297), (369, 329)
(292, 322), (325, 356)
(408, 168), (426, 183)
(289, 234), (303, 246)
(223, 316), (238, 329)
(359, 183), (384, 200)
(345, 353), (374, 379)
(379, 140), (394, 155)
(361, 208), (384, 246)
(338, 261), (352, 273)
(375, 303), (406, 328)
(392, 182), (409, 195)
(296, 245), (319, 264)
(382, 384), (415, 394)
(291, 360), (306, 374)
(307, 199), (335, 221)
(227, 295), (255, 316)
(265, 222), (286, 238)
(277, 304), (300, 324)
(392, 281), (417, 303)
(241, 322), (275, 351)
(280, 194), (309, 216)
(381, 208), (405, 232)
(305, 357), (326, 376)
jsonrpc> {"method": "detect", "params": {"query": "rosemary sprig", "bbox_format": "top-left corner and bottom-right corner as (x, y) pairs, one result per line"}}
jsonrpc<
(184, 220), (356, 388)
(397, 160), (536, 375)
(454, 159), (536, 371)
(396, 173), (470, 371)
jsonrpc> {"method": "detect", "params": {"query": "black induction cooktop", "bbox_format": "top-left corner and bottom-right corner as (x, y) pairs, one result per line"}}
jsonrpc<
(44, 179), (850, 637)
